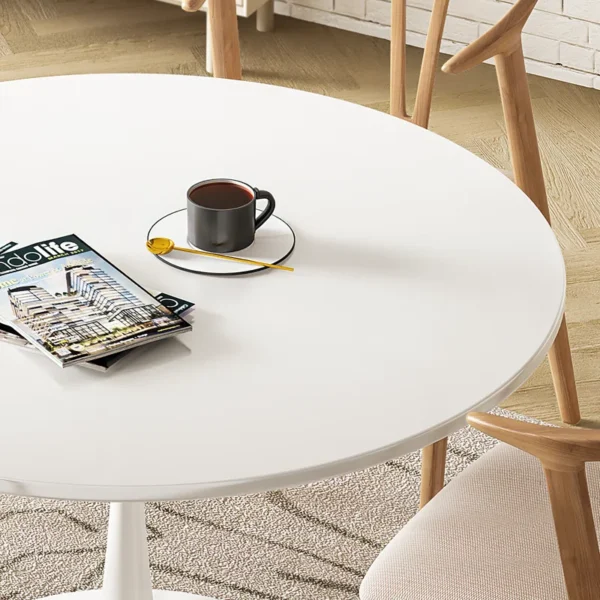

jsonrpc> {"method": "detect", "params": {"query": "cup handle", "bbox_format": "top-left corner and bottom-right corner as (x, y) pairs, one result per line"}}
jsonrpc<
(254, 189), (276, 230)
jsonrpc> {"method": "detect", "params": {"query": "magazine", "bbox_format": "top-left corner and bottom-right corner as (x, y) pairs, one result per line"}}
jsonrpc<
(0, 235), (192, 368)
(0, 291), (195, 372)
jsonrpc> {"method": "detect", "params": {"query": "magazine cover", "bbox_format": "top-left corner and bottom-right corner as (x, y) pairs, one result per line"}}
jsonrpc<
(0, 291), (195, 371)
(0, 235), (192, 367)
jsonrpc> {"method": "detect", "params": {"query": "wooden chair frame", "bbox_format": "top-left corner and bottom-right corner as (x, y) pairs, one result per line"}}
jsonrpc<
(184, 0), (450, 117)
(420, 0), (581, 509)
(467, 412), (600, 600)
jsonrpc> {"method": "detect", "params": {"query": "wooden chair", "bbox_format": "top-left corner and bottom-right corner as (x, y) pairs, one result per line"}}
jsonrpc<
(360, 412), (600, 600)
(182, 0), (242, 80)
(419, 0), (581, 509)
(180, 0), (449, 122)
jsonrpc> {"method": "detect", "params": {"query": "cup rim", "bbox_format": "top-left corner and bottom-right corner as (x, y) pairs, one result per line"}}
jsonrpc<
(186, 178), (256, 211)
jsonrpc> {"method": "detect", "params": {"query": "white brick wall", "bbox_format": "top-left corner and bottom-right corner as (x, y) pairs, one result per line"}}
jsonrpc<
(274, 0), (600, 89)
(335, 0), (367, 17)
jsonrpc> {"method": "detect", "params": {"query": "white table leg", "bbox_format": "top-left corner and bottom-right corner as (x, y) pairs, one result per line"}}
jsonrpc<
(103, 503), (153, 600)
(206, 9), (213, 75)
(256, 0), (275, 32)
(30, 502), (218, 600)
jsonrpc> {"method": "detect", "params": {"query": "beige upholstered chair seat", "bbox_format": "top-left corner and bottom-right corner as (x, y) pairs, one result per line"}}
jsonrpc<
(361, 442), (600, 600)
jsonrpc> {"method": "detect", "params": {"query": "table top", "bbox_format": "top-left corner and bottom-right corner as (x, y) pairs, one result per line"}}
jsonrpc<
(0, 74), (565, 502)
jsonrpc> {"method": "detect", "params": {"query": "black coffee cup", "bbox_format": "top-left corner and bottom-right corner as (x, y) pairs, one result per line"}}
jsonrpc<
(187, 179), (276, 253)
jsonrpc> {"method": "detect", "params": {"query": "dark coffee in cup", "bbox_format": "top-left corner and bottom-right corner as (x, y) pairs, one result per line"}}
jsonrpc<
(187, 179), (276, 253)
(189, 182), (254, 210)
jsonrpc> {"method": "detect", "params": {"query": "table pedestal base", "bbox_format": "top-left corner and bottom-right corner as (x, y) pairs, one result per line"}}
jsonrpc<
(37, 503), (218, 600)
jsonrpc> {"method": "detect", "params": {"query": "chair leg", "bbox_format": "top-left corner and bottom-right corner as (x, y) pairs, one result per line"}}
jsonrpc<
(208, 0), (242, 80)
(206, 9), (213, 74)
(412, 0), (450, 129)
(420, 437), (447, 508)
(494, 48), (581, 426)
(257, 0), (275, 32)
(389, 0), (407, 119)
(548, 315), (580, 425)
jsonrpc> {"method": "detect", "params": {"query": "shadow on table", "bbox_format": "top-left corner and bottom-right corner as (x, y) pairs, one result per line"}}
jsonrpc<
(14, 337), (193, 384)
(121, 308), (237, 374)
(289, 233), (445, 277)
(110, 336), (193, 375)
(25, 308), (237, 382)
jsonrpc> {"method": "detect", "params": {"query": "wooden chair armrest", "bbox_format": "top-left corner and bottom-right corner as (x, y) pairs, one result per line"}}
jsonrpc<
(441, 0), (537, 74)
(467, 412), (600, 470)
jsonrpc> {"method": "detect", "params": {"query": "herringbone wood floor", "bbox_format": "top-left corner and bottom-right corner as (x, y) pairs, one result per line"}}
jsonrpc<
(2, 0), (600, 426)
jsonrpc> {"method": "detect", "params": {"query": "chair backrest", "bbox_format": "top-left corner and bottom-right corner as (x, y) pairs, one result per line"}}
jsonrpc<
(468, 412), (600, 600)
(183, 0), (449, 122)
(440, 0), (550, 222)
(390, 0), (450, 128)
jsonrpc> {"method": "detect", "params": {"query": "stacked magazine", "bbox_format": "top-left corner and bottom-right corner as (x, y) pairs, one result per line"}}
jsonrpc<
(0, 235), (193, 370)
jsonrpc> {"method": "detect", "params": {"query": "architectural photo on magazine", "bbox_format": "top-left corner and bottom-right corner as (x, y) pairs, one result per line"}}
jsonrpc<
(0, 289), (195, 371)
(0, 234), (192, 368)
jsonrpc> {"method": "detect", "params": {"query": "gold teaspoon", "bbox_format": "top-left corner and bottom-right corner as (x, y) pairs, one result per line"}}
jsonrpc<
(146, 237), (294, 272)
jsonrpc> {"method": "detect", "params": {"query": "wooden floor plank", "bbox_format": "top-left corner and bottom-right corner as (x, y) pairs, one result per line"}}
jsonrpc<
(0, 33), (12, 56)
(31, 2), (190, 36)
(54, 0), (154, 18)
(14, 0), (58, 22)
(581, 228), (600, 246)
(548, 203), (589, 252)
(0, 40), (198, 81)
(506, 379), (600, 427)
(1, 1), (40, 53)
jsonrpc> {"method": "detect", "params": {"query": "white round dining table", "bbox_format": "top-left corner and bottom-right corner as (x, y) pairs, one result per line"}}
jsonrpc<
(0, 74), (565, 600)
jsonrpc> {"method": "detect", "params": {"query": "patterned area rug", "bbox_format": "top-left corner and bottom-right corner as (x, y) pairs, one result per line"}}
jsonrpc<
(0, 409), (533, 600)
